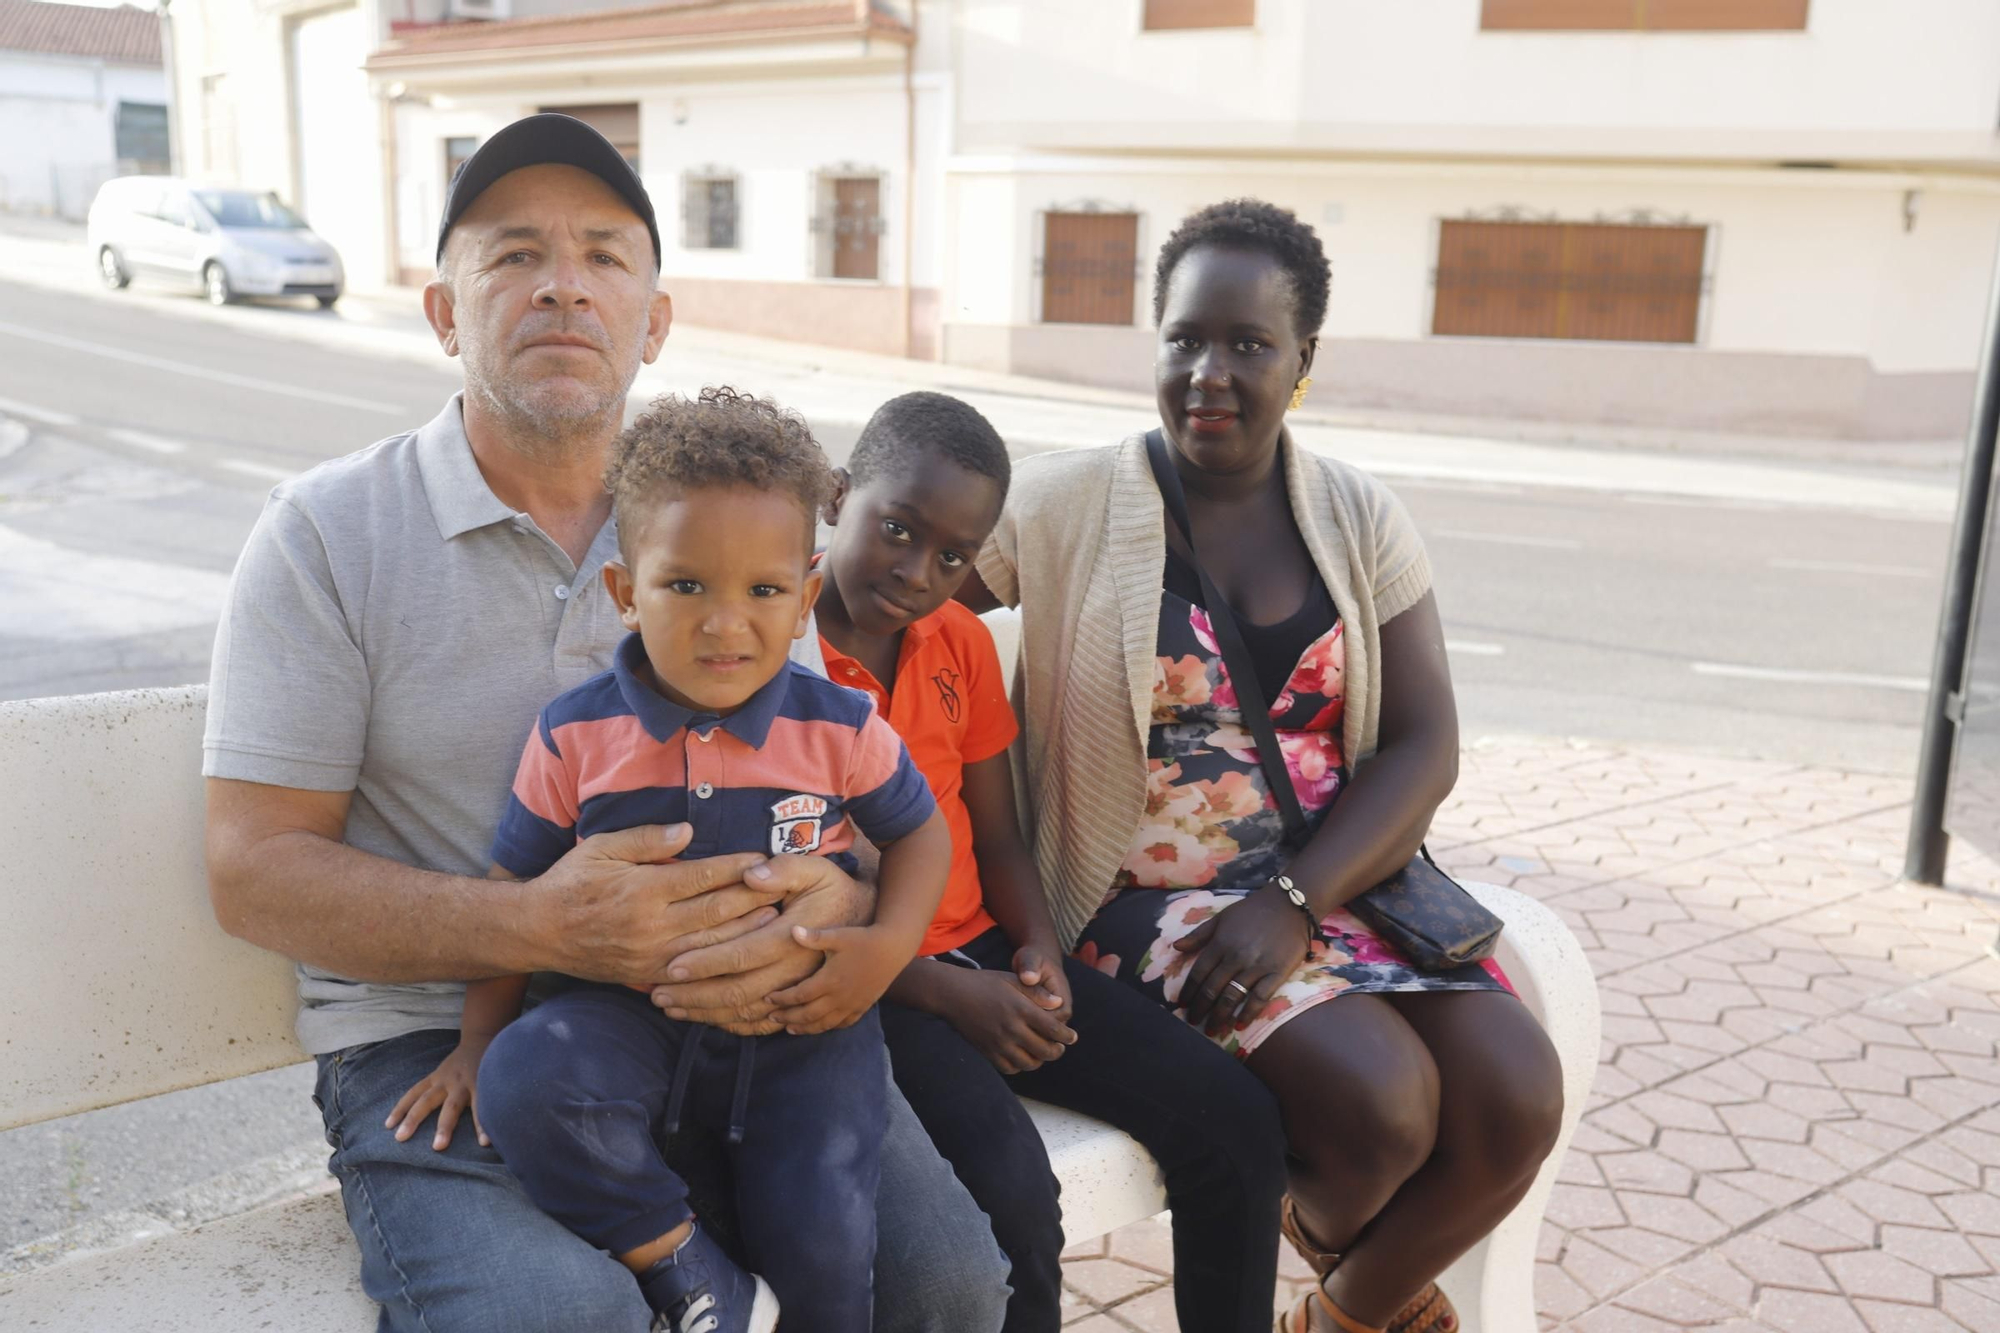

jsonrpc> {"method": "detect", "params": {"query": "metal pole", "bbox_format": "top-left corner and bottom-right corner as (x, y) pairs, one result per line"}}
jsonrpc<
(1906, 252), (2000, 885)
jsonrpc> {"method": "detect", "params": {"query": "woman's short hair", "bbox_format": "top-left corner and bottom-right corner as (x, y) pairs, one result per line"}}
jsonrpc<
(1151, 198), (1331, 339)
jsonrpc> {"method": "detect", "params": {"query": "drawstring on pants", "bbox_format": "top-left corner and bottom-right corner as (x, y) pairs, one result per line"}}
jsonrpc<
(660, 1029), (759, 1144)
(662, 1031), (702, 1136)
(726, 1036), (756, 1144)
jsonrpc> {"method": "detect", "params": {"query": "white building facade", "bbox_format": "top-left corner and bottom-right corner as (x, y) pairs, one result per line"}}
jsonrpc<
(941, 0), (2000, 441)
(369, 0), (946, 359)
(165, 0), (942, 358)
(166, 0), (2000, 439)
(0, 0), (168, 220)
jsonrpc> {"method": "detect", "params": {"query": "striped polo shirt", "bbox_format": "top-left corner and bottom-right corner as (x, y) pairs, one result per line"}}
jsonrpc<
(492, 632), (937, 881)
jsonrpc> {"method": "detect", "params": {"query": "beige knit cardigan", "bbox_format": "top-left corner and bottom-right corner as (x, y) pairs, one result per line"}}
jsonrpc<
(976, 431), (1435, 947)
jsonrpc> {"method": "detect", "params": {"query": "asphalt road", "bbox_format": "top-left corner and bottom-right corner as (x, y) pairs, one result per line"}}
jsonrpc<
(0, 268), (1949, 763)
(0, 252), (1956, 1270)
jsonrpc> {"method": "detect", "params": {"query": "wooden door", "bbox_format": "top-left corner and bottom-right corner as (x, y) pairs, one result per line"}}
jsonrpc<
(1041, 212), (1139, 325)
(832, 178), (880, 280)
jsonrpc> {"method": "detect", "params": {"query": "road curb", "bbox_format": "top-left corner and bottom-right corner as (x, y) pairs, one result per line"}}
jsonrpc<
(0, 1140), (331, 1282)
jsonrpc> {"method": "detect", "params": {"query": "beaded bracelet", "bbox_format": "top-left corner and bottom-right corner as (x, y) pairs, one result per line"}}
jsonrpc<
(1268, 873), (1327, 946)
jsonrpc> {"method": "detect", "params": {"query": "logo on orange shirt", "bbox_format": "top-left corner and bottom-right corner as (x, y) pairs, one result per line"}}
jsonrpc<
(932, 667), (962, 724)
(770, 794), (829, 855)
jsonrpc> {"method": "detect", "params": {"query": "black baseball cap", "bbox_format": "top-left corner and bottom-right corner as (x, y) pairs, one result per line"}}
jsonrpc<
(436, 113), (661, 264)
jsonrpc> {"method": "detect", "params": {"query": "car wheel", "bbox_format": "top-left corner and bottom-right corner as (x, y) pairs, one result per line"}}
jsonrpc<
(98, 246), (130, 290)
(316, 294), (339, 310)
(203, 262), (234, 306)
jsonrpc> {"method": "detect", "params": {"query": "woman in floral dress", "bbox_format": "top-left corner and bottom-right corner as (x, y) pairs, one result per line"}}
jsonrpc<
(969, 200), (1565, 1333)
(1076, 594), (1511, 1064)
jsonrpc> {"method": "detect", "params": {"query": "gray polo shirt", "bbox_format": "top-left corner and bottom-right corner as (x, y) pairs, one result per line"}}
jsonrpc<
(204, 396), (825, 1055)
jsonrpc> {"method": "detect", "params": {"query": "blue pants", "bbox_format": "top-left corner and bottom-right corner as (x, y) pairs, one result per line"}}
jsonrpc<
(313, 1024), (1008, 1333)
(476, 985), (885, 1333)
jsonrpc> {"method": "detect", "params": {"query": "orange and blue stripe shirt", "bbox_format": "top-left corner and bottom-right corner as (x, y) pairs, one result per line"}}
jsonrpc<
(491, 632), (936, 882)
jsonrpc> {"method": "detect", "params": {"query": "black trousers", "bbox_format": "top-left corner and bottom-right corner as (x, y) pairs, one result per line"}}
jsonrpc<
(880, 926), (1286, 1333)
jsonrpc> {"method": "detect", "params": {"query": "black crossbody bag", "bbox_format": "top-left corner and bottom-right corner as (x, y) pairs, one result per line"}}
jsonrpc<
(1142, 430), (1502, 971)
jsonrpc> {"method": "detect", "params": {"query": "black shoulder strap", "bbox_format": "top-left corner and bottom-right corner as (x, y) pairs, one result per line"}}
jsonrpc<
(1143, 430), (1310, 843)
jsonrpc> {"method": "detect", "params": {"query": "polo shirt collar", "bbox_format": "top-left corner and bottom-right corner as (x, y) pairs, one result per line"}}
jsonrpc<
(612, 632), (790, 748)
(416, 394), (519, 541)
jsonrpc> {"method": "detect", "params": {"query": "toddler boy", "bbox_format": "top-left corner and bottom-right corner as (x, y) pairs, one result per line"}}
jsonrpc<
(387, 387), (951, 1333)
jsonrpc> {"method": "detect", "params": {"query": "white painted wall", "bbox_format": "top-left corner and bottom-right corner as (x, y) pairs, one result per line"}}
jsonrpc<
(291, 4), (385, 291)
(392, 101), (520, 277)
(0, 54), (165, 217)
(956, 0), (2000, 155)
(944, 159), (2000, 374)
(642, 78), (918, 287)
(1306, 0), (2000, 135)
(392, 71), (948, 295)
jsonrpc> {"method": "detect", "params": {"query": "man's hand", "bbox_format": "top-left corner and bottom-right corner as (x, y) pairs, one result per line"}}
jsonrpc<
(648, 854), (874, 1034)
(532, 823), (781, 987)
(930, 967), (1077, 1075)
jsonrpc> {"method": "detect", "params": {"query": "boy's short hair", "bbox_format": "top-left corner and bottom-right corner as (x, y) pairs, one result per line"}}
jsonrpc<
(846, 391), (1010, 498)
(605, 386), (834, 559)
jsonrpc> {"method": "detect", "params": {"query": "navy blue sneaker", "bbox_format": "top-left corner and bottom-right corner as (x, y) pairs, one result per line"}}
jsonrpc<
(639, 1223), (779, 1333)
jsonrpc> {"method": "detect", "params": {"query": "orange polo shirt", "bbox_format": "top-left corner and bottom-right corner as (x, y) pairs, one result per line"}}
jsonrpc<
(819, 597), (1017, 956)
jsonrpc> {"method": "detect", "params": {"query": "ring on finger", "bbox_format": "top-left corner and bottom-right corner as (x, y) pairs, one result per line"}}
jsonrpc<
(1223, 979), (1250, 1000)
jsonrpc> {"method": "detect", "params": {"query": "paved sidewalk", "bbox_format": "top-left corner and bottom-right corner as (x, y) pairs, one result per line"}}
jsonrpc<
(1057, 737), (2000, 1331)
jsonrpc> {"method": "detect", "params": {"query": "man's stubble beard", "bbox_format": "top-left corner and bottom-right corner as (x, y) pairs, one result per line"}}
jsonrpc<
(461, 324), (648, 464)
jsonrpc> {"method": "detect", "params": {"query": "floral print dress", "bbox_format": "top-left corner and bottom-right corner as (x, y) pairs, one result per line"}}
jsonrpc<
(1072, 573), (1510, 1060)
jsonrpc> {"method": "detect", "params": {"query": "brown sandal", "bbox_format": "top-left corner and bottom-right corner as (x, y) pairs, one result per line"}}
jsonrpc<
(1279, 1288), (1383, 1333)
(1279, 1194), (1342, 1278)
(1384, 1282), (1459, 1333)
(1277, 1196), (1456, 1333)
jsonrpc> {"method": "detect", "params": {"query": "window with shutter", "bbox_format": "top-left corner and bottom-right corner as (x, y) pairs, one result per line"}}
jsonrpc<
(1143, 0), (1255, 30)
(830, 177), (881, 280)
(1432, 218), (1707, 344)
(1481, 0), (1807, 29)
(682, 174), (738, 250)
(1040, 212), (1139, 326)
(114, 103), (170, 173)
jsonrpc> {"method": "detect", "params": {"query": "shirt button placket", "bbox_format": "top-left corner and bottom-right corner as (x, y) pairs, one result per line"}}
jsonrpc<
(687, 733), (715, 855)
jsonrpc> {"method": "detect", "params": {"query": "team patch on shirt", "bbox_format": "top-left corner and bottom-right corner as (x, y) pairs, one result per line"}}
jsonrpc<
(771, 793), (830, 854)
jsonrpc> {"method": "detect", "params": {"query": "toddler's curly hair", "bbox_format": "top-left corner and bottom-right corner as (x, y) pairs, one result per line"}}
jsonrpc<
(605, 386), (833, 558)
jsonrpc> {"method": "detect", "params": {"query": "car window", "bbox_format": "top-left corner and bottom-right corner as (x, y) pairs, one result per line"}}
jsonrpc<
(192, 190), (308, 230)
(154, 189), (192, 228)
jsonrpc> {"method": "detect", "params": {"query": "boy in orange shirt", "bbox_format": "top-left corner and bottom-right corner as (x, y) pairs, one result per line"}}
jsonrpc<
(812, 392), (1287, 1333)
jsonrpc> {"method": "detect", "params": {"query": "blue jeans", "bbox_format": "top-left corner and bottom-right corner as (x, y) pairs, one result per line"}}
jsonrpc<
(314, 1027), (1010, 1333)
(477, 985), (886, 1332)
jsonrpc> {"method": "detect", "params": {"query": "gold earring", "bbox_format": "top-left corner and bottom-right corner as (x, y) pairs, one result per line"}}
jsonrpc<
(1289, 377), (1313, 412)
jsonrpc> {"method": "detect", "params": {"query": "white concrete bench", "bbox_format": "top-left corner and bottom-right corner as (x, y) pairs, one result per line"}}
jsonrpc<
(0, 610), (1600, 1332)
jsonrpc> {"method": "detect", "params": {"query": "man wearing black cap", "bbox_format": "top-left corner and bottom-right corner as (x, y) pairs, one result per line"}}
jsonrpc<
(203, 114), (1010, 1333)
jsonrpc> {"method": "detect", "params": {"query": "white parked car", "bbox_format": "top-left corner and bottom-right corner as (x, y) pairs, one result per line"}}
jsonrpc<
(87, 177), (345, 308)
